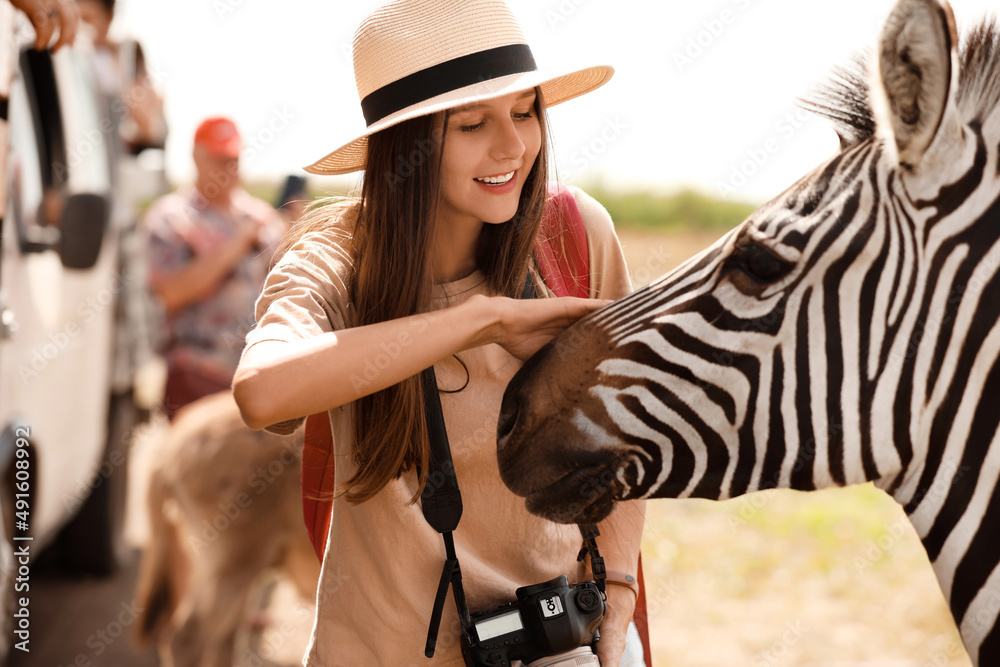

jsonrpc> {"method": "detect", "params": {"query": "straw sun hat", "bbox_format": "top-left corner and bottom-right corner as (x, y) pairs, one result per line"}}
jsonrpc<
(304, 0), (614, 175)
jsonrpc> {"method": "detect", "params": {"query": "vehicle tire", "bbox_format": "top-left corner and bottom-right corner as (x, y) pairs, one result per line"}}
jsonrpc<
(46, 391), (141, 577)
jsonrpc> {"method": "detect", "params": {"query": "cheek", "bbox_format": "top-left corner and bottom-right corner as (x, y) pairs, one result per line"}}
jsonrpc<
(440, 136), (476, 181)
(521, 121), (542, 166)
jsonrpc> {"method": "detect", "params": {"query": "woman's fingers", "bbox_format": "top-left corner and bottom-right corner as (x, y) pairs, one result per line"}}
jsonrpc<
(495, 296), (612, 360)
(525, 297), (609, 330)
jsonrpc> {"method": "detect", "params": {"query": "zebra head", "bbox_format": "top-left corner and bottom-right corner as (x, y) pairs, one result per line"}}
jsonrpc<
(498, 0), (1000, 527)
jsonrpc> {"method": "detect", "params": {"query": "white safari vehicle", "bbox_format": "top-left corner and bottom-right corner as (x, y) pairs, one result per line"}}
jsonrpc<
(0, 5), (163, 659)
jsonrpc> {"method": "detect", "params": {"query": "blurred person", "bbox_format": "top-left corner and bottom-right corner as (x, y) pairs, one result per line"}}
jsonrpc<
(146, 117), (285, 420)
(10, 0), (78, 51)
(75, 0), (166, 154)
(75, 0), (169, 410)
(273, 173), (309, 227)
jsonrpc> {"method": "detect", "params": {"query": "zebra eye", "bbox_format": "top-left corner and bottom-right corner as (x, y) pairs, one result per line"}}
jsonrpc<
(736, 244), (792, 283)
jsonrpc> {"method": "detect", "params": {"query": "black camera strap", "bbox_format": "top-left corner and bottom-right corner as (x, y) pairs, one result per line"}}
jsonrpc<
(577, 524), (607, 596)
(421, 270), (604, 658)
(421, 366), (473, 657)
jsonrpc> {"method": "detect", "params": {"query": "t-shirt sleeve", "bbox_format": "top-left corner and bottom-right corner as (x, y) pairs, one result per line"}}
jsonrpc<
(242, 228), (353, 434)
(568, 186), (633, 300)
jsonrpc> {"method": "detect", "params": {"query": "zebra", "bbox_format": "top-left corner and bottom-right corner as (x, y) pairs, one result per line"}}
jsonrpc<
(495, 0), (1000, 662)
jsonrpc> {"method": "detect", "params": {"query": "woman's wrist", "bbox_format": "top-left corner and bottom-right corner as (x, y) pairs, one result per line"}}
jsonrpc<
(595, 584), (637, 664)
(459, 294), (504, 349)
(604, 571), (640, 602)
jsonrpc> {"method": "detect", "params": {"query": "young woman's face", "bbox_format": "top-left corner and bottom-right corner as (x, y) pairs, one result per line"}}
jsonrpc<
(437, 89), (542, 227)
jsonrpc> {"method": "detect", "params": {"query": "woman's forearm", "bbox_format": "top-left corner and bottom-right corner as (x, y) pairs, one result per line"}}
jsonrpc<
(234, 293), (606, 430)
(593, 500), (646, 664)
(597, 500), (646, 571)
(234, 295), (499, 429)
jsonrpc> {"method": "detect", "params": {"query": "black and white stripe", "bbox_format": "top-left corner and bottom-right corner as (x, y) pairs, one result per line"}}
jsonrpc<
(499, 2), (1000, 663)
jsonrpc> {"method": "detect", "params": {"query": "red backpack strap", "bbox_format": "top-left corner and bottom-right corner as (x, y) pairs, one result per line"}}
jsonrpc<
(534, 183), (590, 298)
(302, 412), (335, 560)
(634, 553), (652, 663)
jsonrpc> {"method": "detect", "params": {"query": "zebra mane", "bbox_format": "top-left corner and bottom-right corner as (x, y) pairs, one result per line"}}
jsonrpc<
(799, 17), (1000, 149)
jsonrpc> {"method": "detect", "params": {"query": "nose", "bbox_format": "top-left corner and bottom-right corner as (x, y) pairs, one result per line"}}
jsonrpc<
(496, 383), (520, 445)
(497, 338), (557, 451)
(490, 116), (526, 162)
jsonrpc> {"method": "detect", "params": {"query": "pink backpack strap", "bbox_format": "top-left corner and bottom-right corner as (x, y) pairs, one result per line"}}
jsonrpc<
(534, 183), (590, 298)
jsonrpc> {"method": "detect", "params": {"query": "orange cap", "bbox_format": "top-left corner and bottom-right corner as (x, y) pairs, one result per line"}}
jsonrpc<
(194, 117), (242, 159)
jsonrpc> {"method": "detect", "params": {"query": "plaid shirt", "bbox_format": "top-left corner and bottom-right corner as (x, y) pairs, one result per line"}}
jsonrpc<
(145, 186), (285, 383)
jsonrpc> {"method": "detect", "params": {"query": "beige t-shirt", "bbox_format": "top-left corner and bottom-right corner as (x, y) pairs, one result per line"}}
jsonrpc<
(245, 186), (632, 666)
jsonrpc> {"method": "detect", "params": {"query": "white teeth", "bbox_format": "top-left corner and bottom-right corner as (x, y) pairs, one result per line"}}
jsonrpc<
(475, 171), (515, 185)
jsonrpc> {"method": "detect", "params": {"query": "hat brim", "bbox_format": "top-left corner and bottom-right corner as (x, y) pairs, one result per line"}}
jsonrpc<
(303, 64), (614, 176)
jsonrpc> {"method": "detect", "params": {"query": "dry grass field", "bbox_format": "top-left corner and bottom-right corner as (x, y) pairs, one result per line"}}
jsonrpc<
(616, 228), (972, 667)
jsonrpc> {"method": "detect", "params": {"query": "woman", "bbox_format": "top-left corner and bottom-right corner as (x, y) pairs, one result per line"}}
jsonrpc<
(233, 1), (646, 664)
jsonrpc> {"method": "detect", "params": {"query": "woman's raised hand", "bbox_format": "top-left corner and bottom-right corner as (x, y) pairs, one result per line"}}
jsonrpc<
(471, 294), (610, 361)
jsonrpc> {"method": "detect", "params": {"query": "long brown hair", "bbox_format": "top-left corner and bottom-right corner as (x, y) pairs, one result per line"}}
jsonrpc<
(283, 90), (550, 503)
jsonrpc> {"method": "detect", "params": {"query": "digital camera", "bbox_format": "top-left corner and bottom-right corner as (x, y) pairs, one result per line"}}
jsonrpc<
(461, 575), (605, 667)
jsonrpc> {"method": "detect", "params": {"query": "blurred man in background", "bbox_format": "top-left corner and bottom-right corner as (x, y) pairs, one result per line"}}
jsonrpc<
(274, 173), (309, 227)
(145, 117), (286, 419)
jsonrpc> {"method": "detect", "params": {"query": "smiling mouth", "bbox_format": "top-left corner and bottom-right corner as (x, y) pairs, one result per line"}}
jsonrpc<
(474, 171), (515, 186)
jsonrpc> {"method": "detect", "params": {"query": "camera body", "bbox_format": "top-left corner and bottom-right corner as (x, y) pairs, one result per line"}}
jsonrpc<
(462, 575), (605, 667)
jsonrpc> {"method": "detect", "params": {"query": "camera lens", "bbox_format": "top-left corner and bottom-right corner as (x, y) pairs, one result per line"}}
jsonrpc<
(575, 589), (601, 614)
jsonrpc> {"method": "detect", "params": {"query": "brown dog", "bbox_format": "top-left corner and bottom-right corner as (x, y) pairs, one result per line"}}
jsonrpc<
(133, 391), (319, 666)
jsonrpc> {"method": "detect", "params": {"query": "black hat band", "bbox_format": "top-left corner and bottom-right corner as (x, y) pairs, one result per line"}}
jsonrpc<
(360, 43), (538, 126)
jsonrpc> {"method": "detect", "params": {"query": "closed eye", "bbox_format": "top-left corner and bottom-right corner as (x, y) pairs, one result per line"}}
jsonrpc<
(724, 242), (794, 285)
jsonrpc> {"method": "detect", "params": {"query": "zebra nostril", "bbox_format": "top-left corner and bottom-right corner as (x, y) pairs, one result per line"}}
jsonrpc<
(496, 390), (520, 445)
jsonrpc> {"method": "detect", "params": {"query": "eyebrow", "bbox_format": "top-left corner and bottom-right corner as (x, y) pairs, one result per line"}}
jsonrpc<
(451, 90), (537, 114)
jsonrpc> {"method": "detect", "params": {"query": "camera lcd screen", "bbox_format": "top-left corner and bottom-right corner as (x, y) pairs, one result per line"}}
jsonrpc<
(475, 610), (524, 641)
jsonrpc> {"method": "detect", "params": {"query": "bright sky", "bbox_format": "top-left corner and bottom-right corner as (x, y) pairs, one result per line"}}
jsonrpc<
(113, 0), (997, 204)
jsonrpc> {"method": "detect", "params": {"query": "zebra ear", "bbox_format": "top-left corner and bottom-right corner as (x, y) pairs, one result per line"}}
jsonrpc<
(873, 0), (959, 169)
